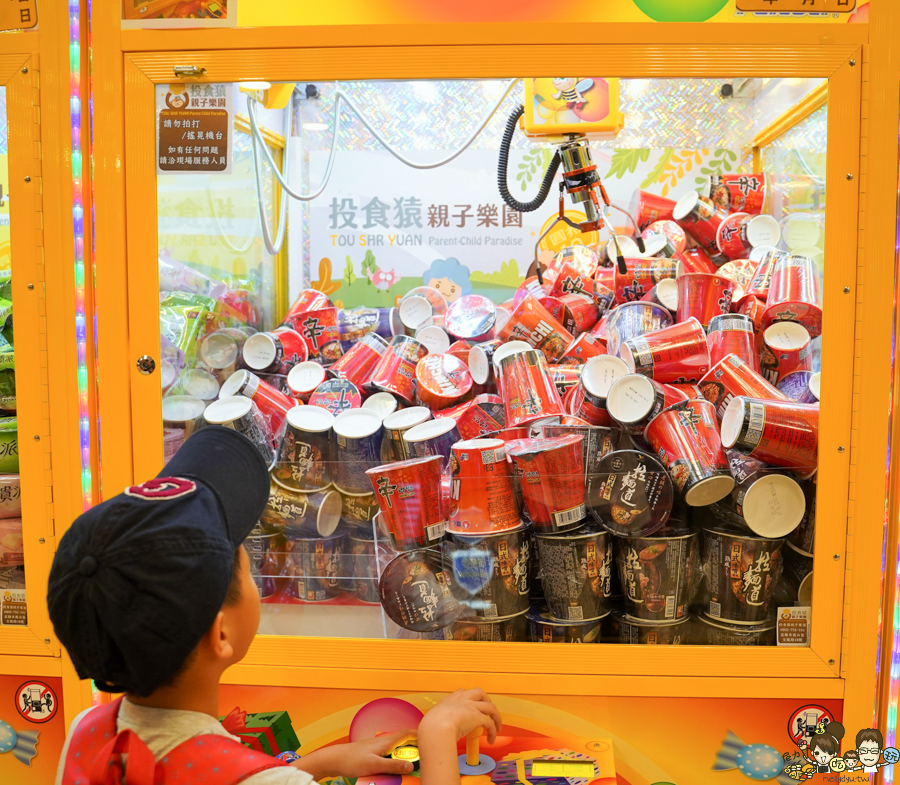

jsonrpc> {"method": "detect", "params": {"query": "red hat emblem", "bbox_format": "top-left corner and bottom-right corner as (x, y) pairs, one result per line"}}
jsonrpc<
(124, 477), (197, 501)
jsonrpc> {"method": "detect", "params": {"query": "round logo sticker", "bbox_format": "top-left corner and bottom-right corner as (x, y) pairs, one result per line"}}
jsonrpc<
(16, 680), (57, 724)
(787, 704), (834, 748)
(125, 477), (197, 501)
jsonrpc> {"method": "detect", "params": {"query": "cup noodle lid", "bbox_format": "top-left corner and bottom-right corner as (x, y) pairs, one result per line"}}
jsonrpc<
(204, 395), (252, 424)
(606, 374), (658, 425)
(403, 416), (458, 445)
(415, 325), (451, 355)
(672, 190), (700, 221)
(362, 391), (400, 420)
(491, 340), (533, 374)
(740, 473), (807, 538)
(242, 332), (278, 371)
(606, 234), (641, 262)
(287, 361), (327, 395)
(764, 321), (810, 352)
(162, 394), (206, 423)
(582, 355), (629, 400)
(655, 278), (679, 311)
(745, 214), (782, 248)
(333, 407), (382, 439)
(383, 406), (432, 433)
(286, 404), (334, 433)
(399, 296), (434, 330)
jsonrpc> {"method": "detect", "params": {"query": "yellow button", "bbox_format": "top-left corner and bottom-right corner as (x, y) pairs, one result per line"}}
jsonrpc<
(391, 745), (420, 763)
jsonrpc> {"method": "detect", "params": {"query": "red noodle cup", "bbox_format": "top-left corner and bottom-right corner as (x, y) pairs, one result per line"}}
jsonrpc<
(415, 325), (451, 355)
(436, 394), (505, 440)
(548, 262), (594, 299)
(676, 273), (733, 329)
(220, 368), (297, 440)
(446, 340), (473, 364)
(282, 289), (332, 328)
(737, 249), (785, 307)
(721, 397), (819, 470)
(203, 396), (275, 468)
(378, 548), (461, 632)
(722, 450), (806, 538)
(540, 423), (619, 480)
(326, 332), (388, 389)
(619, 317), (710, 383)
(702, 526), (784, 624)
(368, 335), (429, 404)
(381, 406), (432, 463)
(738, 295), (765, 334)
(606, 374), (688, 434)
(294, 308), (343, 364)
(512, 276), (551, 307)
(572, 355), (629, 426)
(273, 405), (334, 492)
(507, 434), (586, 532)
(491, 341), (533, 391)
(557, 293), (601, 335)
(550, 245), (600, 279)
(499, 349), (566, 428)
(644, 398), (734, 506)
(242, 328), (309, 375)
(716, 259), (758, 303)
(640, 278), (678, 314)
(676, 246), (717, 275)
(605, 301), (674, 357)
(616, 522), (698, 620)
(415, 353), (473, 410)
(448, 438), (520, 533)
(699, 355), (787, 421)
(592, 278), (615, 316)
(707, 314), (758, 371)
(716, 213), (781, 259)
(615, 259), (678, 304)
(631, 189), (676, 231)
(444, 294), (496, 341)
(707, 173), (769, 215)
(587, 449), (673, 537)
(309, 378), (361, 415)
(759, 322), (813, 385)
(500, 294), (574, 363)
(645, 220), (687, 255)
(563, 333), (607, 364)
(777, 370), (820, 405)
(763, 256), (822, 338)
(672, 191), (728, 256)
(367, 455), (447, 551)
(549, 366), (584, 396)
(286, 361), (327, 403)
(668, 382), (704, 400)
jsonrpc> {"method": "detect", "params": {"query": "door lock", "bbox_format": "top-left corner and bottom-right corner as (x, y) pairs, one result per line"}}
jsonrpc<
(136, 355), (156, 375)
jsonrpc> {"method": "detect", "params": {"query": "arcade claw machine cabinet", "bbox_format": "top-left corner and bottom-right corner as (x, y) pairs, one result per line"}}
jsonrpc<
(88, 1), (899, 782)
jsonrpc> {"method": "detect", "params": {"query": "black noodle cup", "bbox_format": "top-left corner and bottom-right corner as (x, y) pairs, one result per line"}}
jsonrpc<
(379, 549), (463, 632)
(443, 525), (532, 619)
(445, 609), (529, 641)
(587, 449), (674, 537)
(273, 405), (335, 493)
(534, 522), (612, 622)
(788, 477), (816, 554)
(261, 481), (343, 539)
(702, 526), (785, 624)
(348, 530), (380, 604)
(614, 611), (691, 644)
(340, 491), (381, 528)
(697, 613), (776, 645)
(539, 424), (620, 480)
(527, 604), (607, 642)
(245, 526), (279, 597)
(783, 541), (813, 605)
(615, 522), (698, 621)
(288, 528), (348, 602)
(722, 451), (806, 538)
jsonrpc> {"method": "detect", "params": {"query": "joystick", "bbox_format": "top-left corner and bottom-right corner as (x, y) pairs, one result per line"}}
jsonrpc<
(457, 729), (496, 776)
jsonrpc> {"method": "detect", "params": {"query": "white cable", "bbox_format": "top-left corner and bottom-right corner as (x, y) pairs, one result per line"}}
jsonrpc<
(250, 99), (292, 254)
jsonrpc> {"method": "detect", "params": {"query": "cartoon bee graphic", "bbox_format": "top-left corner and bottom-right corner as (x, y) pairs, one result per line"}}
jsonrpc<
(552, 78), (594, 107)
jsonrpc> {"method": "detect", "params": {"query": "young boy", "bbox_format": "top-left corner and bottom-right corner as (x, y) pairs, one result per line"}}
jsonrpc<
(48, 426), (501, 784)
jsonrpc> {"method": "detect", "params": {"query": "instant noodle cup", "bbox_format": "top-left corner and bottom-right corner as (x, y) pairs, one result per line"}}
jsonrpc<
(415, 353), (473, 410)
(333, 408), (384, 495)
(448, 438), (520, 534)
(615, 522), (698, 621)
(415, 325), (452, 356)
(716, 213), (781, 259)
(265, 484), (343, 539)
(198, 329), (246, 371)
(220, 368), (297, 440)
(507, 434), (586, 533)
(436, 394), (505, 441)
(723, 450), (807, 538)
(619, 317), (710, 383)
(697, 614), (776, 646)
(398, 287), (449, 332)
(204, 396), (275, 468)
(605, 301), (674, 358)
(570, 355), (629, 426)
(645, 219), (687, 255)
(676, 246), (717, 275)
(777, 370), (820, 404)
(179, 369), (220, 402)
(606, 374), (689, 434)
(541, 423), (619, 480)
(614, 258), (678, 304)
(672, 190), (728, 256)
(699, 355), (787, 421)
(243, 328), (309, 375)
(613, 611), (690, 644)
(368, 335), (429, 405)
(368, 455), (446, 552)
(548, 262), (594, 300)
(644, 398), (734, 506)
(499, 348), (566, 427)
(273, 405), (334, 492)
(783, 541), (814, 605)
(446, 340), (473, 365)
(381, 406), (432, 463)
(587, 449), (674, 537)
(707, 314), (758, 372)
(534, 522), (612, 621)
(281, 288), (332, 328)
(631, 189), (677, 231)
(527, 604), (606, 642)
(716, 259), (759, 304)
(500, 295), (574, 364)
(162, 394), (206, 441)
(721, 396), (818, 470)
(379, 548), (461, 632)
(362, 391), (399, 420)
(444, 294), (497, 341)
(309, 378), (362, 415)
(759, 322), (813, 386)
(549, 366), (584, 396)
(285, 528), (349, 602)
(444, 610), (529, 641)
(468, 339), (503, 386)
(403, 417), (461, 473)
(340, 490), (381, 528)
(640, 278), (678, 314)
(443, 524), (530, 618)
(286, 361), (327, 403)
(562, 333), (607, 364)
(788, 478), (816, 554)
(762, 254), (823, 337)
(552, 293), (601, 335)
(676, 273), (734, 330)
(326, 332), (388, 390)
(337, 306), (399, 349)
(550, 245), (600, 279)
(702, 526), (784, 624)
(292, 308), (343, 365)
(706, 173), (769, 215)
(737, 248), (785, 307)
(348, 530), (381, 604)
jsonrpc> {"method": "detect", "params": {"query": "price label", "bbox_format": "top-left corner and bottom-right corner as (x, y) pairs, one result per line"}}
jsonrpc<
(0, 1), (37, 31)
(737, 0), (855, 10)
(531, 760), (596, 777)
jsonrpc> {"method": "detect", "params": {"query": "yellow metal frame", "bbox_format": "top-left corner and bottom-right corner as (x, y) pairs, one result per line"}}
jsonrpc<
(84, 0), (900, 742)
(751, 81), (829, 171)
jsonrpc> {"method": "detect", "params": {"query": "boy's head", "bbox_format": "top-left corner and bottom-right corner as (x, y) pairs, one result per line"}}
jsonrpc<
(47, 426), (269, 697)
(857, 728), (884, 766)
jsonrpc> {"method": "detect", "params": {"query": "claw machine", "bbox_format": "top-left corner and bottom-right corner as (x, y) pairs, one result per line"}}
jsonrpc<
(86, 1), (900, 781)
(0, 1), (100, 782)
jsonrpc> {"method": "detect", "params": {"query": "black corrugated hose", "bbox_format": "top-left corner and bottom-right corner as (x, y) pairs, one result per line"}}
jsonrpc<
(498, 105), (560, 213)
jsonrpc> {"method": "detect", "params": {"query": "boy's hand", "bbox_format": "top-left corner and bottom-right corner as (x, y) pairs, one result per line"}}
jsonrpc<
(292, 729), (418, 779)
(418, 688), (502, 745)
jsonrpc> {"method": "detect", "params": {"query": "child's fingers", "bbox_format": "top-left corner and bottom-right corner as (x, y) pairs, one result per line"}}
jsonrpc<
(375, 728), (418, 754)
(378, 756), (415, 775)
(479, 713), (498, 745)
(474, 700), (503, 733)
